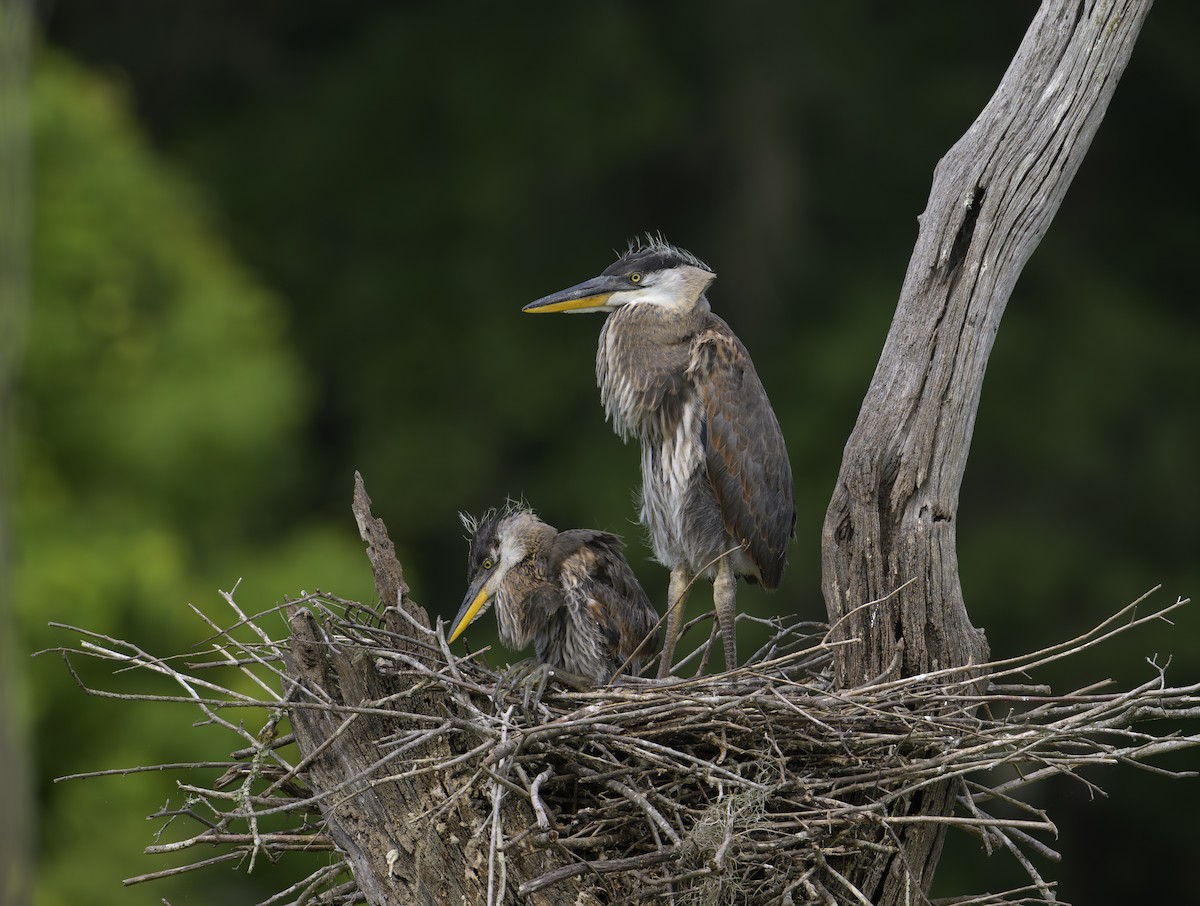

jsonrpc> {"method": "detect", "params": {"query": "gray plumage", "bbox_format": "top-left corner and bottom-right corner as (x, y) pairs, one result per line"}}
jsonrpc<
(448, 504), (660, 684)
(524, 236), (795, 675)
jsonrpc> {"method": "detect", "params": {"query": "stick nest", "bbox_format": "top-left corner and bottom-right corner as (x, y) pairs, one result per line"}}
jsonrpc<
(47, 585), (1200, 906)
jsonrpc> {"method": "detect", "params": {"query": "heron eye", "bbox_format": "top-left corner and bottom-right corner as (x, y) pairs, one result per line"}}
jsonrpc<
(629, 273), (642, 284)
(483, 558), (494, 570)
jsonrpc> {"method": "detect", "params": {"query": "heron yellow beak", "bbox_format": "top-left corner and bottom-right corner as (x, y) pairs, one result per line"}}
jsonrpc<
(448, 584), (490, 643)
(523, 293), (612, 313)
(523, 274), (622, 314)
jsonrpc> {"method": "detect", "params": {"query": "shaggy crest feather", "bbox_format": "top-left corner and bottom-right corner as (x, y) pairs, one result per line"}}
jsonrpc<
(459, 499), (533, 540)
(616, 233), (711, 273)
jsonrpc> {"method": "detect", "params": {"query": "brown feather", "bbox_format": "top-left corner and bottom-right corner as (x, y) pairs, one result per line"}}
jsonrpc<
(695, 315), (796, 588)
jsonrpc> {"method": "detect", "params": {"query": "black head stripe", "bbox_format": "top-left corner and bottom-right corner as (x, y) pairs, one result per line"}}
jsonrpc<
(602, 235), (712, 277)
(466, 509), (502, 575)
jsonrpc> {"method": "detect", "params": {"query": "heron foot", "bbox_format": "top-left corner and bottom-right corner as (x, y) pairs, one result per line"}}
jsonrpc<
(496, 659), (593, 722)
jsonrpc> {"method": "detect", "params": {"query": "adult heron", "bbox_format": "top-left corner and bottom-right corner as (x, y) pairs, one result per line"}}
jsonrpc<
(523, 237), (795, 676)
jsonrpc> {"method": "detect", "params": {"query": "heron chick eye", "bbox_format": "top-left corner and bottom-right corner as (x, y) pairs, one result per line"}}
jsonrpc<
(483, 558), (494, 570)
(629, 273), (642, 284)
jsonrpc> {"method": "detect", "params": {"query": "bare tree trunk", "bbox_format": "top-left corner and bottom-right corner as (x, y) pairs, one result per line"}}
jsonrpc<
(820, 0), (1153, 900)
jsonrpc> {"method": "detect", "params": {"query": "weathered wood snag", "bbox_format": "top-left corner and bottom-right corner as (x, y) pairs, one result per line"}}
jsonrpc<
(823, 0), (1153, 687)
(820, 0), (1153, 901)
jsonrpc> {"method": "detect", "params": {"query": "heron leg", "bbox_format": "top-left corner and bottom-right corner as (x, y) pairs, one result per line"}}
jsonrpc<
(714, 556), (738, 671)
(657, 567), (691, 678)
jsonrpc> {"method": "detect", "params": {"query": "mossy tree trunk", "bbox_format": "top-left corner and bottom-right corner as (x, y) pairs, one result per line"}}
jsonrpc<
(819, 0), (1153, 901)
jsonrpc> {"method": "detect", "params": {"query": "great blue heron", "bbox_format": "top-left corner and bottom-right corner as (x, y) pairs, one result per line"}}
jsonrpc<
(447, 504), (660, 685)
(523, 237), (795, 676)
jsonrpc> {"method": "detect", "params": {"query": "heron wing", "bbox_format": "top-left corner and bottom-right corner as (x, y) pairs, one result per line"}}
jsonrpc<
(695, 315), (796, 589)
(544, 530), (661, 667)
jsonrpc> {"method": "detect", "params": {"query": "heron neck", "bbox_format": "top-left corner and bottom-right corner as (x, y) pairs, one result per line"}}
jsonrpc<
(492, 527), (553, 650)
(494, 575), (534, 650)
(596, 296), (710, 441)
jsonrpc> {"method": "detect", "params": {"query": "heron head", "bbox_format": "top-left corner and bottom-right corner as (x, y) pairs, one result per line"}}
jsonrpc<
(447, 505), (545, 644)
(522, 236), (715, 316)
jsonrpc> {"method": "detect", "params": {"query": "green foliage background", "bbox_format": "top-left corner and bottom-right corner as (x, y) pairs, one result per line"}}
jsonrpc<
(9, 3), (1198, 903)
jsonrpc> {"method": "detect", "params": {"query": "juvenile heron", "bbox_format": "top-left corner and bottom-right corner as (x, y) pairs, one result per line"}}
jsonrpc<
(523, 237), (795, 676)
(447, 505), (660, 685)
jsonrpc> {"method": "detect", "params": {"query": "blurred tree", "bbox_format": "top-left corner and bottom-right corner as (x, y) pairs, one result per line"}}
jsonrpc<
(17, 51), (369, 905)
(1, 3), (34, 905)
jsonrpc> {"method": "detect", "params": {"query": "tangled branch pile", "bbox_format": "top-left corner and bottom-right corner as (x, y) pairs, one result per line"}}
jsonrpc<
(48, 585), (1200, 905)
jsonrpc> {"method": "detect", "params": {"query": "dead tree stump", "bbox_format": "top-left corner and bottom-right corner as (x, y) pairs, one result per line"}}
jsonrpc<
(820, 0), (1153, 901)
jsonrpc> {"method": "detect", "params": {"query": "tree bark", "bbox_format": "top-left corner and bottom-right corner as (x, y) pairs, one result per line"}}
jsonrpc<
(820, 0), (1152, 900)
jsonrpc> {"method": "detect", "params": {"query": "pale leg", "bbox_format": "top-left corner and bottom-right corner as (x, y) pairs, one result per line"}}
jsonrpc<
(714, 556), (738, 671)
(657, 567), (691, 678)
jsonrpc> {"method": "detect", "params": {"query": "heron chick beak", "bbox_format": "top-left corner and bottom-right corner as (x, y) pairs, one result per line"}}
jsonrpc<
(448, 575), (491, 643)
(523, 274), (623, 314)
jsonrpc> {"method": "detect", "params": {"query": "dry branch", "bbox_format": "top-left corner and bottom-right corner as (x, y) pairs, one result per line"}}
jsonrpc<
(44, 546), (1197, 905)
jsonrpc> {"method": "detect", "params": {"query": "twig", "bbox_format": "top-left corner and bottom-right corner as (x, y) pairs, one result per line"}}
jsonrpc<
(44, 586), (1200, 906)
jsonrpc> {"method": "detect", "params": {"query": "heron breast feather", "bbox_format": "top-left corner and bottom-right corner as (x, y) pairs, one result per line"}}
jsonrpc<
(639, 399), (711, 565)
